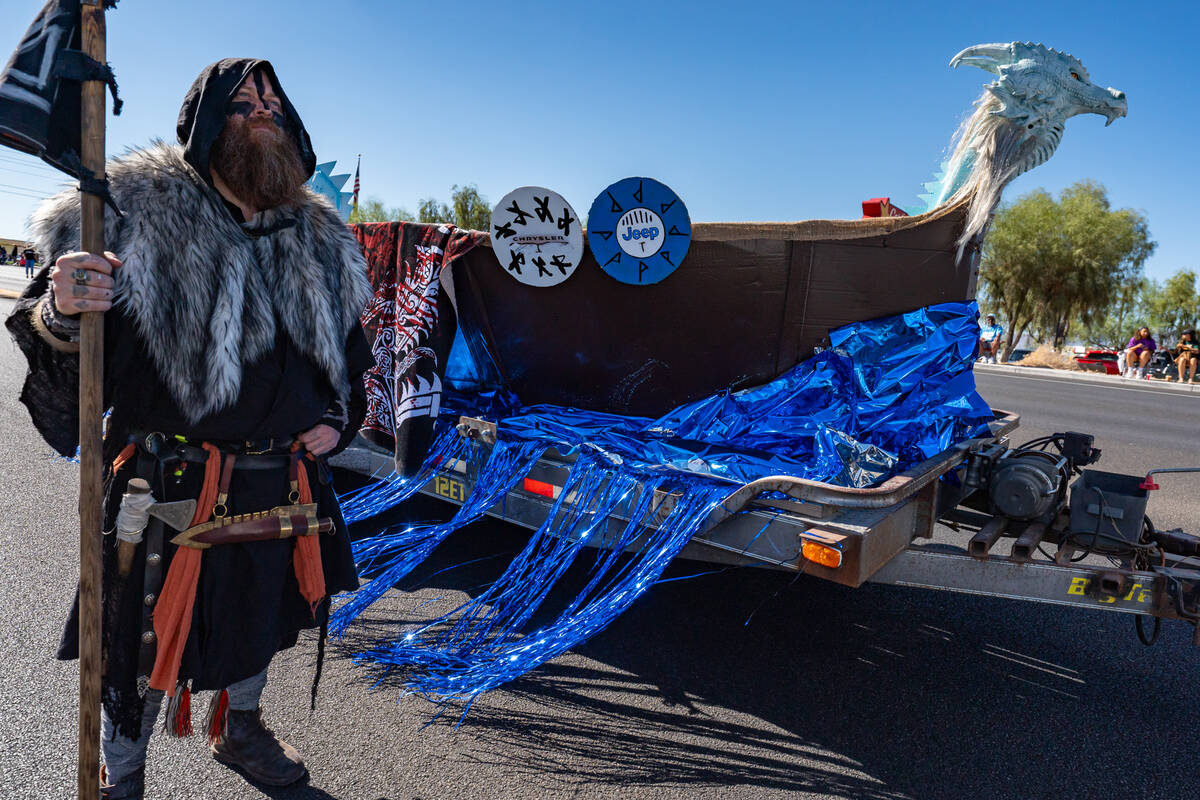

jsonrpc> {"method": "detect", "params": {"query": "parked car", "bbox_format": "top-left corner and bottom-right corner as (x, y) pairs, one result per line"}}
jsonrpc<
(1006, 348), (1032, 363)
(1074, 349), (1120, 375)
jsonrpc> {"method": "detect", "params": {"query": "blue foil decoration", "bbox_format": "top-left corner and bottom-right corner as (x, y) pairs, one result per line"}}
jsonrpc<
(333, 301), (991, 704)
(350, 455), (729, 703)
(443, 301), (991, 488)
(331, 437), (546, 638)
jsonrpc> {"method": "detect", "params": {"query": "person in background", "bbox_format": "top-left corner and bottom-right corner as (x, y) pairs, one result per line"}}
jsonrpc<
(1123, 326), (1156, 379)
(1173, 329), (1199, 383)
(978, 314), (1004, 364)
(22, 247), (36, 279)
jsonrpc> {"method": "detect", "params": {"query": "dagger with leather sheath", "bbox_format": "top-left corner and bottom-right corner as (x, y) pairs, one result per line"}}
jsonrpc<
(170, 504), (333, 550)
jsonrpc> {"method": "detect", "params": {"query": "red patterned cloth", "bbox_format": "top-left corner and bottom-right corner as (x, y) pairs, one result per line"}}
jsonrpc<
(352, 222), (484, 474)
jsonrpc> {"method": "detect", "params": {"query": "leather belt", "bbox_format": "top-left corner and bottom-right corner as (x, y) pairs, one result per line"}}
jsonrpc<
(136, 516), (165, 697)
(138, 432), (292, 470)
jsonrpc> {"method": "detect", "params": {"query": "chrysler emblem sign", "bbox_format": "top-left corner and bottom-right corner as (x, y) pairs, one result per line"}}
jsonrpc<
(490, 186), (583, 287)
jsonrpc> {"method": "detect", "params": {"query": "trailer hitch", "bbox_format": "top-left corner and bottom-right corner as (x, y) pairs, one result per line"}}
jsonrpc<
(1148, 527), (1200, 559)
(1161, 571), (1200, 646)
(1163, 574), (1200, 622)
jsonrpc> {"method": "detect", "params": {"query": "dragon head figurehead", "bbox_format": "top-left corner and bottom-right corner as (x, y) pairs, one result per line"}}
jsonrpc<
(953, 42), (1126, 132)
(928, 42), (1126, 253)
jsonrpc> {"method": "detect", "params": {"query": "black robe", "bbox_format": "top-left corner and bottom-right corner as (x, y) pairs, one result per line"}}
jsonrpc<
(6, 57), (373, 737)
(7, 267), (372, 737)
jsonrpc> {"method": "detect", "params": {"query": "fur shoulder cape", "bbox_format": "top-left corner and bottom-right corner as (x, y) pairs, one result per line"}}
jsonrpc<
(30, 142), (371, 423)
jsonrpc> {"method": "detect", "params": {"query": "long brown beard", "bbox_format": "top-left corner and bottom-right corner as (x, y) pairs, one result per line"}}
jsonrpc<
(210, 116), (307, 212)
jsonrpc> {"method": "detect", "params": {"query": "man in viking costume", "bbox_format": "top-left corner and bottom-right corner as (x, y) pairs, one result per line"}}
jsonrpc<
(6, 59), (372, 797)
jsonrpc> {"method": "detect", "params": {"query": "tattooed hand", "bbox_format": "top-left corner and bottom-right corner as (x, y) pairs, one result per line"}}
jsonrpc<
(296, 424), (340, 456)
(51, 251), (122, 315)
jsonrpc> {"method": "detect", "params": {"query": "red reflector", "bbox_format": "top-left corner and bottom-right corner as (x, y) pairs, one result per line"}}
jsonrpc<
(523, 478), (556, 498)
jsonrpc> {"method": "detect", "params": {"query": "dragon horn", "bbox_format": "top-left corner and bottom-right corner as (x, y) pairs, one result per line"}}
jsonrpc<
(949, 43), (1014, 73)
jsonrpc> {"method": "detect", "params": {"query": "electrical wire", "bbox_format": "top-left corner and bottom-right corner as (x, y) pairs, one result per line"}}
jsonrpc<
(1127, 514), (1169, 645)
(0, 165), (66, 184)
(0, 153), (63, 173)
(1135, 613), (1161, 645)
(0, 184), (51, 201)
(1014, 433), (1091, 478)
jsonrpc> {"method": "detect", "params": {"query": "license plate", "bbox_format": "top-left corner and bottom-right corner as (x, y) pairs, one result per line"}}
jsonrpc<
(431, 474), (467, 503)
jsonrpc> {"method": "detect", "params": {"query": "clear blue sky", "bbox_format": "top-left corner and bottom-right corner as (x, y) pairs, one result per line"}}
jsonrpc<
(0, 0), (1194, 282)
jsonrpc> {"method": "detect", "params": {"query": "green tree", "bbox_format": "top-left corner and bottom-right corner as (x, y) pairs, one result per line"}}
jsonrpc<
(415, 185), (491, 230)
(417, 197), (452, 224)
(1143, 269), (1200, 341)
(1077, 274), (1146, 349)
(979, 181), (1155, 356)
(978, 189), (1062, 357)
(449, 184), (491, 231)
(348, 196), (411, 224)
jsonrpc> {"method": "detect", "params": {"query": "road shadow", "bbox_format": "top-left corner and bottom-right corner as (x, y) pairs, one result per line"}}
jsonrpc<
(238, 775), (341, 800)
(331, 471), (1198, 799)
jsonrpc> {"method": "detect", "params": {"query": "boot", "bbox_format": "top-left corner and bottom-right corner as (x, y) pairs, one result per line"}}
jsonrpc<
(210, 708), (307, 786)
(100, 765), (145, 800)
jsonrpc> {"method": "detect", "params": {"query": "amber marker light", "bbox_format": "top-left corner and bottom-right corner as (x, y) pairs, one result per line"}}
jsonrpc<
(801, 541), (843, 569)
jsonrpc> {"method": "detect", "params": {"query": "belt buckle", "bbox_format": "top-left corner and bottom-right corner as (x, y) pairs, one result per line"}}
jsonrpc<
(244, 438), (274, 456)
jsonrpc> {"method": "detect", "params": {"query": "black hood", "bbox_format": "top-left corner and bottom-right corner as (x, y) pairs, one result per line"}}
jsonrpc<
(176, 58), (315, 186)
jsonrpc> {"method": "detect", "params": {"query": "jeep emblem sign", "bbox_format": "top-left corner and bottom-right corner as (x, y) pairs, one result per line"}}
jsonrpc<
(587, 177), (691, 285)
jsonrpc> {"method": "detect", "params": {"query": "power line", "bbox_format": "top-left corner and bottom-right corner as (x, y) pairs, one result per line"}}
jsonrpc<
(0, 180), (46, 191)
(0, 153), (60, 173)
(0, 164), (67, 184)
(0, 149), (56, 164)
(0, 184), (51, 201)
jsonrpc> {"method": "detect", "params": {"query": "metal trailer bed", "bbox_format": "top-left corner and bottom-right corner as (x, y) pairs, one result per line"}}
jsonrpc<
(336, 409), (1200, 639)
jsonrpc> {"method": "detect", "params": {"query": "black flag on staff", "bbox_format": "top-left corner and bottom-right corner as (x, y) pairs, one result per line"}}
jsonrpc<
(0, 0), (121, 200)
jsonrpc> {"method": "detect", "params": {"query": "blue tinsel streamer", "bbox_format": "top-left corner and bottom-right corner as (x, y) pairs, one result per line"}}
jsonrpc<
(437, 302), (993, 489)
(330, 437), (546, 637)
(353, 455), (729, 701)
(338, 423), (470, 524)
(389, 456), (641, 655)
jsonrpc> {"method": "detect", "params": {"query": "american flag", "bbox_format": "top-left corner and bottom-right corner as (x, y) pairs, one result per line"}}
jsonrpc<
(352, 154), (360, 213)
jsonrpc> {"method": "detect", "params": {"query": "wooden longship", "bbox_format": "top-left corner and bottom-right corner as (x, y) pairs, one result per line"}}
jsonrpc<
(449, 196), (977, 418)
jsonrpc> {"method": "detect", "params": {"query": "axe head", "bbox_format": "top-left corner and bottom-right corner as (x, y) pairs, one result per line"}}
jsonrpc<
(147, 499), (196, 531)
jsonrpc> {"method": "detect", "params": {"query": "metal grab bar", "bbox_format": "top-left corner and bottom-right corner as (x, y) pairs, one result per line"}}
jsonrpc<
(709, 409), (1019, 520)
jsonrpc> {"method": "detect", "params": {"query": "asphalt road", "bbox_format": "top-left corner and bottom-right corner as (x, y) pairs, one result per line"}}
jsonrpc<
(974, 369), (1200, 529)
(1, 298), (1197, 800)
(0, 264), (33, 297)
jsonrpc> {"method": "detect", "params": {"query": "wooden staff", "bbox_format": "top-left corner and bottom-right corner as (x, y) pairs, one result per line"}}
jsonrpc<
(78, 2), (108, 797)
